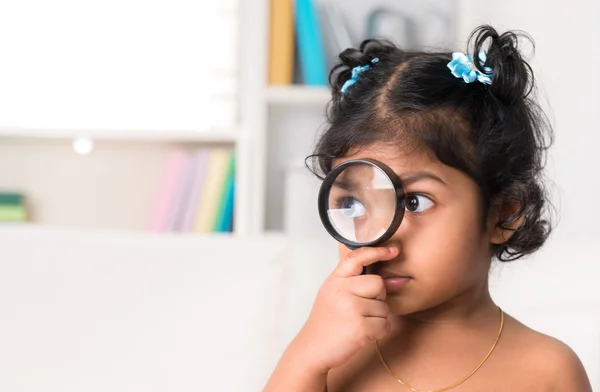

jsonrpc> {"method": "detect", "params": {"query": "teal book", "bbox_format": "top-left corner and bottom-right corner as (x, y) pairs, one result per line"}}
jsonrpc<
(214, 153), (236, 232)
(0, 193), (23, 206)
(295, 0), (327, 85)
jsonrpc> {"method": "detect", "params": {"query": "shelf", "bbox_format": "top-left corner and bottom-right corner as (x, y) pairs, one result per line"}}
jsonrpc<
(0, 223), (240, 239)
(266, 85), (331, 106)
(0, 127), (241, 143)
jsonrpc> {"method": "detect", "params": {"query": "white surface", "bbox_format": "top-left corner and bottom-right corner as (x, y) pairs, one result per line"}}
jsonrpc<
(0, 226), (598, 391)
(0, 226), (290, 392)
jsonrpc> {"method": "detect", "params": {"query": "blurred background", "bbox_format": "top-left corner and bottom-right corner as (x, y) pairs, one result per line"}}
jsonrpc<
(0, 0), (598, 391)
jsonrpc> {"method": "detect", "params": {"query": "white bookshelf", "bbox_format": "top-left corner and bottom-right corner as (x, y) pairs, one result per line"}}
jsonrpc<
(0, 0), (261, 236)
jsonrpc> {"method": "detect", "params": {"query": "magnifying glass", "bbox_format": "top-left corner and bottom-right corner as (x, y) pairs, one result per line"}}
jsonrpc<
(318, 159), (405, 252)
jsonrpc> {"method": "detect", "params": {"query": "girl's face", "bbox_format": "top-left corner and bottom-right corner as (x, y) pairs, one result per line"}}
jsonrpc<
(336, 143), (497, 316)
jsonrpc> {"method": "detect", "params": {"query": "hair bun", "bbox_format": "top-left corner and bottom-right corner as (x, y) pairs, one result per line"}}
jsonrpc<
(470, 25), (535, 105)
(329, 39), (396, 100)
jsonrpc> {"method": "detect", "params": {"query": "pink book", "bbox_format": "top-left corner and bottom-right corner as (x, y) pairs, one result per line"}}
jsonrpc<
(147, 149), (189, 232)
(164, 152), (196, 232)
(179, 149), (211, 232)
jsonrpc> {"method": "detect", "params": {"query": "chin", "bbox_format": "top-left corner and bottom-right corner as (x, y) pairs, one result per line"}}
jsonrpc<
(387, 292), (453, 317)
(386, 296), (428, 316)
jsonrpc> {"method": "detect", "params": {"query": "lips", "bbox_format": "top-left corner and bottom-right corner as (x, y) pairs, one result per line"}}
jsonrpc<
(376, 269), (413, 292)
(377, 269), (412, 280)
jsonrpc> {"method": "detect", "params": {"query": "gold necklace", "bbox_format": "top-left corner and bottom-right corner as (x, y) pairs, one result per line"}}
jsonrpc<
(375, 307), (504, 392)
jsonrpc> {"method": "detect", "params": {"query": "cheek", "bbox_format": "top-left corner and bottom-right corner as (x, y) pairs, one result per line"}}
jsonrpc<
(405, 203), (489, 286)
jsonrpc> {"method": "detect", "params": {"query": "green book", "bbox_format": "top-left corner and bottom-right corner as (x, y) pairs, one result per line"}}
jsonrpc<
(0, 193), (23, 206)
(0, 205), (27, 222)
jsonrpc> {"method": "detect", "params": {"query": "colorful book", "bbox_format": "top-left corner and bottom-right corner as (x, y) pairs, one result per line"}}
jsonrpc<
(213, 153), (236, 232)
(0, 205), (27, 222)
(0, 193), (28, 222)
(147, 149), (189, 232)
(177, 149), (211, 233)
(219, 169), (235, 232)
(193, 149), (231, 233)
(268, 0), (295, 85)
(295, 0), (328, 85)
(164, 152), (194, 232)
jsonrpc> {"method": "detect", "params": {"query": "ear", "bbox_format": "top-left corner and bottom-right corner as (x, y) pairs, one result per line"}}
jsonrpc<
(488, 200), (526, 245)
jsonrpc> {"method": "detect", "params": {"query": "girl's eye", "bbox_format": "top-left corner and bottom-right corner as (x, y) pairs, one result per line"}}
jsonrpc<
(404, 194), (434, 213)
(337, 196), (367, 218)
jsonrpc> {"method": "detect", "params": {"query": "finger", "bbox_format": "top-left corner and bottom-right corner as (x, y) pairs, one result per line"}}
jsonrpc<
(357, 298), (389, 318)
(347, 275), (386, 300)
(364, 316), (391, 341)
(334, 246), (399, 278)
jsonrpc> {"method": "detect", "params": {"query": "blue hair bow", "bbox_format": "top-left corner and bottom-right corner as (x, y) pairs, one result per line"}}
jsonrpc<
(340, 57), (379, 94)
(447, 50), (493, 85)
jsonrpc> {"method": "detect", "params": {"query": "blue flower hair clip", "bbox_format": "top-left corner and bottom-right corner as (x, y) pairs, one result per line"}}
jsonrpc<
(340, 57), (379, 94)
(447, 50), (493, 85)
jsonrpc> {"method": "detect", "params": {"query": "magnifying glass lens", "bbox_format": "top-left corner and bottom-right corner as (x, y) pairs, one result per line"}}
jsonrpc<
(325, 162), (398, 246)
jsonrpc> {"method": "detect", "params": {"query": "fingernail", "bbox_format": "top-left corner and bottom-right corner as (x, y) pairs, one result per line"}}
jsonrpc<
(388, 247), (397, 254)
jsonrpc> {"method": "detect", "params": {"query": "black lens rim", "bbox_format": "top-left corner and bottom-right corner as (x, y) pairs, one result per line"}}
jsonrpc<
(317, 159), (405, 249)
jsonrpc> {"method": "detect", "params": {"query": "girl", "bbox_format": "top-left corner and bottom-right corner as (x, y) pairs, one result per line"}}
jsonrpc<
(264, 25), (592, 391)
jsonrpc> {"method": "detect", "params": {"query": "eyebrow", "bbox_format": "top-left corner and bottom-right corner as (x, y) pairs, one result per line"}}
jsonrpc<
(400, 172), (447, 187)
(332, 179), (355, 191)
(332, 172), (445, 190)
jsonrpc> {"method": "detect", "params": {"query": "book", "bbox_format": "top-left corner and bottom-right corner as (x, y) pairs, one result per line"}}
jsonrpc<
(147, 150), (189, 232)
(193, 148), (231, 233)
(294, 0), (327, 86)
(0, 193), (24, 206)
(178, 149), (211, 233)
(213, 152), (236, 232)
(164, 152), (196, 232)
(0, 205), (27, 222)
(268, 0), (295, 85)
(0, 192), (28, 222)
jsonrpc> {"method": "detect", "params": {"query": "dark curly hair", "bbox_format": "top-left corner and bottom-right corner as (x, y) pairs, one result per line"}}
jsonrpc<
(309, 25), (554, 262)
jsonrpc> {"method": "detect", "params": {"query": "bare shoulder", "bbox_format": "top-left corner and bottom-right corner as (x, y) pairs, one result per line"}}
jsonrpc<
(504, 314), (592, 392)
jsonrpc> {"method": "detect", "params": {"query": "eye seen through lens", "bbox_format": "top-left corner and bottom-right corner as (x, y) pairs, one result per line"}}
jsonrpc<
(326, 162), (398, 245)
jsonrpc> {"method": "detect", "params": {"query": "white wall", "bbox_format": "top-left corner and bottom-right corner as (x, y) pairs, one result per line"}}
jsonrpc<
(457, 0), (600, 243)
